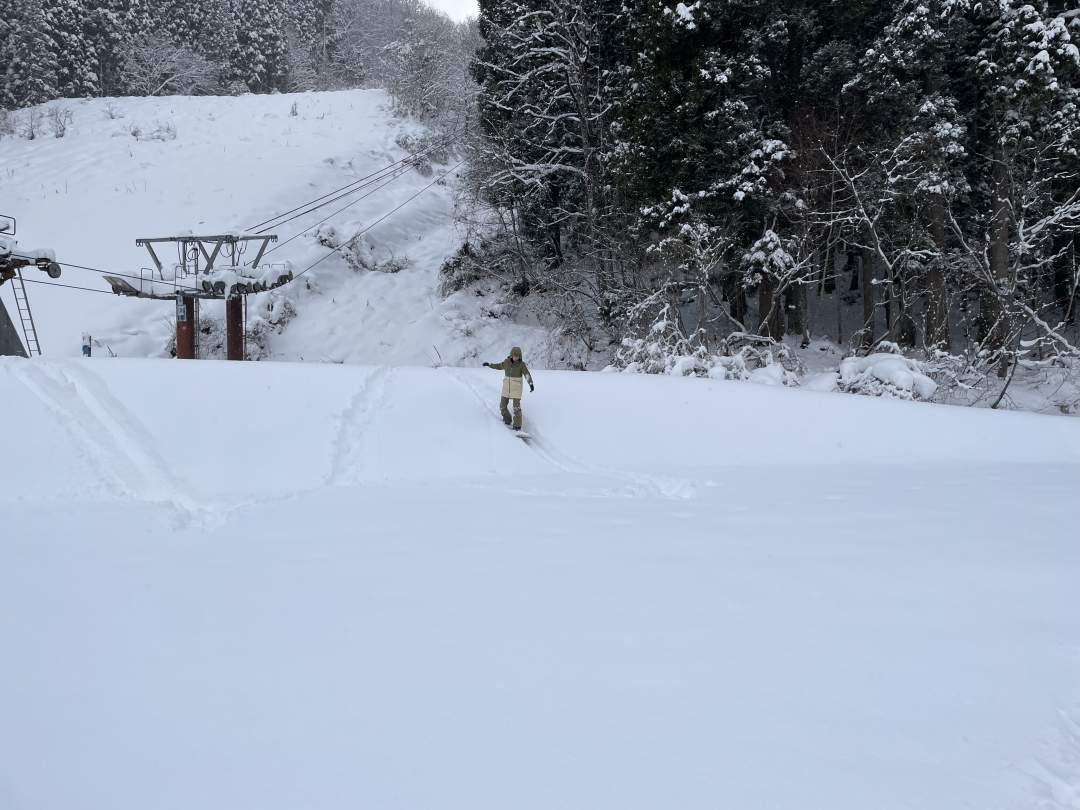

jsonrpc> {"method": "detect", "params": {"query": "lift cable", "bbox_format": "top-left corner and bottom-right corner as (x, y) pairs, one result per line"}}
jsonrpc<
(262, 163), (416, 258)
(253, 159), (418, 236)
(17, 276), (118, 296)
(250, 134), (463, 237)
(245, 128), (464, 233)
(283, 161), (463, 286)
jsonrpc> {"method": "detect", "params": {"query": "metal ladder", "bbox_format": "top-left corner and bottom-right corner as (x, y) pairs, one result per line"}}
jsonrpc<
(11, 269), (41, 356)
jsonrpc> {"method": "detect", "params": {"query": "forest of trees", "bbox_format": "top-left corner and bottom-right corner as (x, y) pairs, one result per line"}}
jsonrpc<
(0, 0), (475, 126)
(462, 0), (1080, 374)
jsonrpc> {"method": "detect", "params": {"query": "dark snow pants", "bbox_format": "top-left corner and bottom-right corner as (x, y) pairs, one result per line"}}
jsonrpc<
(500, 396), (523, 428)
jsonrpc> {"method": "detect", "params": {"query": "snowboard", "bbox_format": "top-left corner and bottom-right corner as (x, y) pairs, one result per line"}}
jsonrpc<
(503, 423), (532, 439)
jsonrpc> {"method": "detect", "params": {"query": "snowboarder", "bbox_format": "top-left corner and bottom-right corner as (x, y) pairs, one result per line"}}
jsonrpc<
(483, 346), (534, 430)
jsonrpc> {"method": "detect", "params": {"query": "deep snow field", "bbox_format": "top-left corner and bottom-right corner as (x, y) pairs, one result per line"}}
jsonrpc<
(3, 356), (1080, 810)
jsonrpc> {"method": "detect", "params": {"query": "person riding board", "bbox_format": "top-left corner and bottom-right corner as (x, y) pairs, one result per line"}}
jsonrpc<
(483, 346), (534, 430)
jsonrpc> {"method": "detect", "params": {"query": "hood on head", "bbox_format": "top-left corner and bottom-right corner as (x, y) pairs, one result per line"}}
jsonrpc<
(510, 346), (522, 360)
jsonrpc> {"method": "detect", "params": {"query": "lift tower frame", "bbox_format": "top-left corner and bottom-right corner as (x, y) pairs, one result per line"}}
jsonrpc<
(0, 215), (63, 357)
(102, 233), (290, 361)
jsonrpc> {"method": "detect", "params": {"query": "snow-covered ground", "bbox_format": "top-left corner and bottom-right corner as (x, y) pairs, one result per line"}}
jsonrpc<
(0, 90), (548, 364)
(3, 355), (1080, 810)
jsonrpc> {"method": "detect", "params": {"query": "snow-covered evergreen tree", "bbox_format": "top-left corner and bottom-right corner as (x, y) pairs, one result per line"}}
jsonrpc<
(229, 0), (287, 92)
(0, 0), (59, 107)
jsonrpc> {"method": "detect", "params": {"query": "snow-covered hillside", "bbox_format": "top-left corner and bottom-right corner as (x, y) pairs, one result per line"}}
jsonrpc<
(3, 355), (1080, 810)
(0, 90), (548, 363)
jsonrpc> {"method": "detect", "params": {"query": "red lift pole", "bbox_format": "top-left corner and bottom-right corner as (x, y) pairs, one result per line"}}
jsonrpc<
(175, 295), (196, 359)
(116, 234), (287, 362)
(225, 296), (244, 361)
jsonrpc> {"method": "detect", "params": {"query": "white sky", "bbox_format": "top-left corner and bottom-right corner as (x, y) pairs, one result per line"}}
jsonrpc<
(426, 0), (478, 21)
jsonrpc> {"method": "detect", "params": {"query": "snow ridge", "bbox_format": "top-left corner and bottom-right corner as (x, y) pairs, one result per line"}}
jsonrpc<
(11, 361), (206, 522)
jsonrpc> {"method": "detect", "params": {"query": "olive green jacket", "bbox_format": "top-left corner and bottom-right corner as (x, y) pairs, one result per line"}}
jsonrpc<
(488, 357), (533, 382)
(487, 353), (533, 400)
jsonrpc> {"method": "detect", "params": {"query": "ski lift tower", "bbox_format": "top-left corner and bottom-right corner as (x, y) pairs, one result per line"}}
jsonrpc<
(103, 232), (290, 360)
(0, 214), (64, 357)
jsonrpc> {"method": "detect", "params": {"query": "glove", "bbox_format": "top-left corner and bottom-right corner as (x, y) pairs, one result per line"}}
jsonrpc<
(529, 382), (535, 392)
(482, 362), (490, 367)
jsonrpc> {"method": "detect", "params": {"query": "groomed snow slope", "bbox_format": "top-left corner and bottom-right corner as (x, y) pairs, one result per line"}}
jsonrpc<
(3, 356), (1080, 810)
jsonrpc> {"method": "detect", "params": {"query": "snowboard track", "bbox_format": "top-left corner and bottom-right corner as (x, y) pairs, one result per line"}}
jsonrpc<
(10, 359), (314, 528)
(326, 365), (394, 486)
(13, 360), (211, 525)
(449, 369), (700, 500)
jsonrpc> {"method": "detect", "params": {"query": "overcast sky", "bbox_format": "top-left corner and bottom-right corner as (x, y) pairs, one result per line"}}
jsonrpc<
(426, 0), (478, 21)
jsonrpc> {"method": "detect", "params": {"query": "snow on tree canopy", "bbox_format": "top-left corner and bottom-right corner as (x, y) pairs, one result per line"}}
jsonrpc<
(672, 2), (698, 30)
